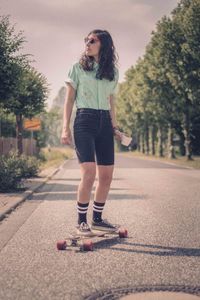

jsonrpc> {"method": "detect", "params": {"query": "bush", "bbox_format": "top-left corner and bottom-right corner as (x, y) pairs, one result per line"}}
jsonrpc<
(35, 150), (47, 162)
(18, 154), (40, 178)
(0, 150), (40, 192)
(0, 153), (23, 192)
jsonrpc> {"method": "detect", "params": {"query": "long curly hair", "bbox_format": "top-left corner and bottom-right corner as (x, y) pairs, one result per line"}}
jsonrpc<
(79, 29), (119, 81)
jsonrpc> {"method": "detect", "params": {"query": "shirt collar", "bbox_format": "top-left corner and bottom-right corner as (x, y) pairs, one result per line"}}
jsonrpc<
(93, 61), (99, 69)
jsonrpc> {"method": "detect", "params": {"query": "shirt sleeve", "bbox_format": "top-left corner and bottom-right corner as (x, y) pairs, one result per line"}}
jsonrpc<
(65, 63), (79, 90)
(110, 68), (119, 96)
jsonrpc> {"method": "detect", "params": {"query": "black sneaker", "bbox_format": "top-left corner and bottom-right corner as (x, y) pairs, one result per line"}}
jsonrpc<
(91, 219), (117, 232)
(76, 222), (94, 236)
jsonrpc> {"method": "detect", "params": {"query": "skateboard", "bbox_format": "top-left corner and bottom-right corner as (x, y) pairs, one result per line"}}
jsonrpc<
(56, 225), (128, 251)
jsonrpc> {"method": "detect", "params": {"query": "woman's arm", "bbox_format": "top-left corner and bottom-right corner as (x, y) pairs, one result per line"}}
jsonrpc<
(110, 94), (122, 141)
(61, 84), (76, 145)
(109, 94), (120, 130)
(109, 95), (122, 143)
(62, 83), (76, 130)
(109, 94), (117, 127)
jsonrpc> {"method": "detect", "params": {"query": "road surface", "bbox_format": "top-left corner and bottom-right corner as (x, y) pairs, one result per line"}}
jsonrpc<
(0, 153), (199, 299)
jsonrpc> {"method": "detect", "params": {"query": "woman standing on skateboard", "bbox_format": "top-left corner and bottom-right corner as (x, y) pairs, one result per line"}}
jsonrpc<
(61, 29), (122, 236)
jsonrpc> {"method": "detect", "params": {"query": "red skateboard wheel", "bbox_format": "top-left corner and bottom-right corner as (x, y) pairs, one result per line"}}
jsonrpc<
(57, 240), (67, 250)
(118, 228), (128, 238)
(82, 240), (93, 251)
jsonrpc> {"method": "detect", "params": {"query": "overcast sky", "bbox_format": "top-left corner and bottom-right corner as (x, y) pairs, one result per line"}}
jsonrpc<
(0, 0), (178, 109)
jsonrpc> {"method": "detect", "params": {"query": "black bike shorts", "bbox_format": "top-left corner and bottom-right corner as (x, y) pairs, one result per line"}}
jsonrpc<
(73, 108), (114, 165)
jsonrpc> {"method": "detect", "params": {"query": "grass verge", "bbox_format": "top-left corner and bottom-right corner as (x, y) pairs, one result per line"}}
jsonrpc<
(38, 146), (74, 171)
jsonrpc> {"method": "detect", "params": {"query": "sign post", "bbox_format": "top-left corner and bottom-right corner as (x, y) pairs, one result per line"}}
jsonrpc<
(23, 118), (41, 155)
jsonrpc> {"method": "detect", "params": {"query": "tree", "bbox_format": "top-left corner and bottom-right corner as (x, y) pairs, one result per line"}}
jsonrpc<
(0, 15), (31, 102)
(0, 15), (49, 155)
(152, 1), (200, 160)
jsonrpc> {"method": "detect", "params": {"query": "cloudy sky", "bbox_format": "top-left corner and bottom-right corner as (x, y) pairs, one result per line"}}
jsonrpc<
(0, 0), (178, 109)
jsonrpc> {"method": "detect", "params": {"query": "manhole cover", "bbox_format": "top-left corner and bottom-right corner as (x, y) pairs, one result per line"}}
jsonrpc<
(84, 285), (200, 300)
(120, 291), (200, 299)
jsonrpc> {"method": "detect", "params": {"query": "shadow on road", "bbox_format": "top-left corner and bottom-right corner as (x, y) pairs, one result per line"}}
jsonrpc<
(27, 180), (148, 201)
(88, 237), (200, 257)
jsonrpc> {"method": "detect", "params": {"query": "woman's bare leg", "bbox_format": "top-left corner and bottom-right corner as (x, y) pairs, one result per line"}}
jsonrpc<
(76, 162), (96, 226)
(78, 162), (96, 203)
(94, 165), (114, 203)
(92, 164), (114, 223)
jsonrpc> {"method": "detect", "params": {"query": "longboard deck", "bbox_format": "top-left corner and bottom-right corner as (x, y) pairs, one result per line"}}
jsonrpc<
(68, 225), (121, 240)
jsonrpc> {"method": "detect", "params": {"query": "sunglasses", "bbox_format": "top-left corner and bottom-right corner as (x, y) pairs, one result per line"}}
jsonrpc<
(84, 37), (99, 45)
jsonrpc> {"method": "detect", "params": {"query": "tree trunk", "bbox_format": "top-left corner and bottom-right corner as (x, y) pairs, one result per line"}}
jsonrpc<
(145, 122), (149, 155)
(142, 132), (145, 153)
(158, 125), (164, 157)
(168, 123), (176, 159)
(16, 113), (23, 156)
(178, 130), (185, 156)
(137, 131), (141, 152)
(151, 125), (156, 155)
(183, 99), (193, 160)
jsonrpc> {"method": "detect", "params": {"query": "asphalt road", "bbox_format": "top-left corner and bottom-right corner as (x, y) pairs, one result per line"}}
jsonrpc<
(0, 153), (199, 300)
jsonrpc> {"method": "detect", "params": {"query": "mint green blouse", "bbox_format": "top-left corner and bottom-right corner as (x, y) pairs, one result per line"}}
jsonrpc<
(65, 61), (119, 110)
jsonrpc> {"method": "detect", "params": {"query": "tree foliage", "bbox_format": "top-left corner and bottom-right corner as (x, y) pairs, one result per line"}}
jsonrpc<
(116, 0), (200, 158)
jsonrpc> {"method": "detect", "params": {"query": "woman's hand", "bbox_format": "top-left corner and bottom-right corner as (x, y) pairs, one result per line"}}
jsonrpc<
(113, 128), (123, 142)
(61, 127), (73, 145)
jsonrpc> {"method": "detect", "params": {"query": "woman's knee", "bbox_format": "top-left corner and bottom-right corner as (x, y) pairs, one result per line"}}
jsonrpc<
(80, 162), (96, 185)
(97, 165), (114, 185)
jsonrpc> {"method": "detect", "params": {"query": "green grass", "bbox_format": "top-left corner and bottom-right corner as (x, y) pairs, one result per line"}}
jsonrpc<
(121, 150), (200, 169)
(38, 146), (74, 171)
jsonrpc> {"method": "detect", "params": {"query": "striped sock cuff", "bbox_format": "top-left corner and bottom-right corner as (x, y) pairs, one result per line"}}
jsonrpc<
(77, 202), (89, 214)
(93, 201), (105, 212)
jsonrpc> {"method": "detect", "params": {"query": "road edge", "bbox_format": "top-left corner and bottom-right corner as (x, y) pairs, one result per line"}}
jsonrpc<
(0, 159), (70, 222)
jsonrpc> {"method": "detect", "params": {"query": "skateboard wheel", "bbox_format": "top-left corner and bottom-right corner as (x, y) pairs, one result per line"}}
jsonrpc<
(57, 240), (67, 250)
(118, 228), (128, 238)
(82, 240), (93, 251)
